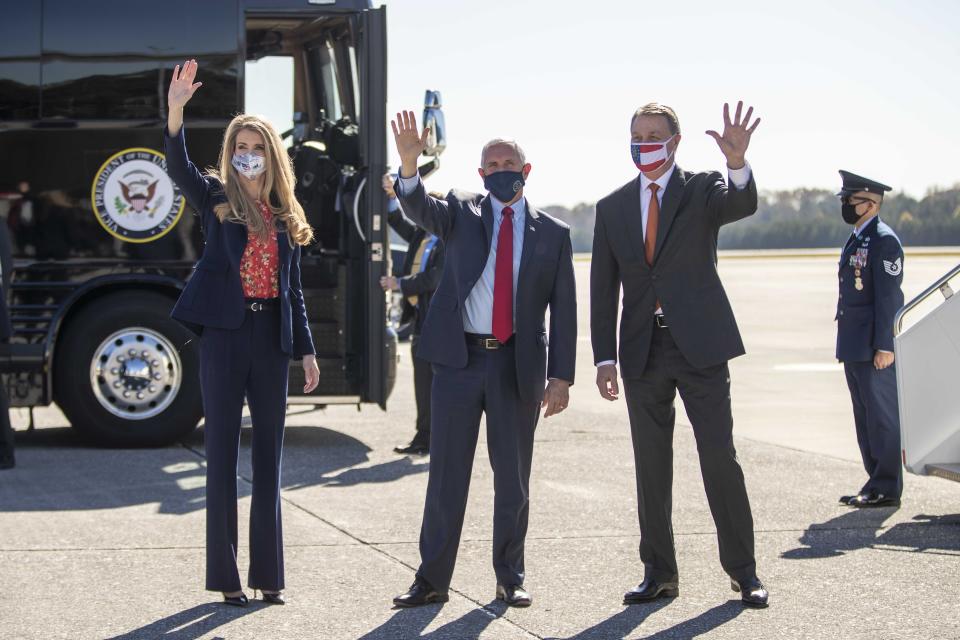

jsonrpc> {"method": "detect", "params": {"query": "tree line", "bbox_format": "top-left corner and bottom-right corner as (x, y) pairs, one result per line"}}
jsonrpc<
(542, 185), (960, 252)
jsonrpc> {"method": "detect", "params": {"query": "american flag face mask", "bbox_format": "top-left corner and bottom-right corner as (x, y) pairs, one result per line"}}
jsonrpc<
(631, 135), (676, 173)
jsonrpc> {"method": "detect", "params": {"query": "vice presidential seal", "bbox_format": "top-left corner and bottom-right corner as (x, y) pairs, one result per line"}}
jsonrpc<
(91, 148), (185, 243)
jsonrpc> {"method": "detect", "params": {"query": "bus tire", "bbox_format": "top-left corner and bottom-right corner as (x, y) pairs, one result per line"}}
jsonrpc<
(53, 290), (202, 447)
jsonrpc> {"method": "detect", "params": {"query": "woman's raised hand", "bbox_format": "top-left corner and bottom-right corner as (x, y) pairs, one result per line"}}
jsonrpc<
(168, 59), (203, 112)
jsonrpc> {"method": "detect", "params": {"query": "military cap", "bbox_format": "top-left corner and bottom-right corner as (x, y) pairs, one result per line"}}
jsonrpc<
(837, 170), (893, 198)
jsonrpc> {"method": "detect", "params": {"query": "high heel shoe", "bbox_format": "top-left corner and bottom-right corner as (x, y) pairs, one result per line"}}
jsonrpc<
(260, 590), (285, 605)
(222, 592), (249, 607)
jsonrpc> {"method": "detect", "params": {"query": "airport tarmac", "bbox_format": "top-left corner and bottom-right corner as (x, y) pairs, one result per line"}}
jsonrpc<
(1, 252), (958, 639)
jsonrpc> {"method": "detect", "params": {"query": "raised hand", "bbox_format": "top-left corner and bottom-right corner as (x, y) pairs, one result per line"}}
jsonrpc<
(390, 110), (430, 179)
(705, 101), (760, 169)
(168, 59), (203, 112)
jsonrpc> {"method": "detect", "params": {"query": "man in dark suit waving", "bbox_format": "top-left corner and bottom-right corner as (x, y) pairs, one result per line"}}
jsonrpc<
(390, 110), (576, 608)
(591, 102), (768, 608)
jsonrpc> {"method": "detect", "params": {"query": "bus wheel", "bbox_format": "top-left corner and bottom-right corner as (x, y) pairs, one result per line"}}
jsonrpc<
(54, 291), (202, 447)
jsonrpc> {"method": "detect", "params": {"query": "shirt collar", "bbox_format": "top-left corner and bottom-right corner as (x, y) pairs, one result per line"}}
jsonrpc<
(640, 163), (676, 194)
(490, 194), (526, 222)
(854, 215), (880, 238)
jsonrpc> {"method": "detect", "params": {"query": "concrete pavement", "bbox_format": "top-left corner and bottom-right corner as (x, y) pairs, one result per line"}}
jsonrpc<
(1, 253), (958, 639)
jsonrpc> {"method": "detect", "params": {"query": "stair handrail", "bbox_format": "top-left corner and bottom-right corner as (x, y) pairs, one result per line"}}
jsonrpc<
(894, 261), (960, 336)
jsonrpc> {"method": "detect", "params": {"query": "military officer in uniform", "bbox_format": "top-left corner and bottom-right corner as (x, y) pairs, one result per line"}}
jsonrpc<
(835, 170), (904, 508)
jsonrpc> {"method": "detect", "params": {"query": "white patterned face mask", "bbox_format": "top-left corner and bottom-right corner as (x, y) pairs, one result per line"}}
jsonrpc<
(231, 152), (266, 179)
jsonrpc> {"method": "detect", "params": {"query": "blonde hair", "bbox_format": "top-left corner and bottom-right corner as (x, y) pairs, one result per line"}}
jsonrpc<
(208, 114), (314, 246)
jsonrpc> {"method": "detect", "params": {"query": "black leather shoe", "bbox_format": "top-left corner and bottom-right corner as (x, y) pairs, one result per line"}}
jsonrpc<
(847, 491), (900, 508)
(260, 591), (285, 605)
(839, 493), (859, 505)
(0, 452), (14, 470)
(394, 441), (429, 455)
(393, 578), (448, 608)
(496, 584), (532, 607)
(623, 578), (679, 604)
(222, 593), (249, 607)
(731, 577), (769, 608)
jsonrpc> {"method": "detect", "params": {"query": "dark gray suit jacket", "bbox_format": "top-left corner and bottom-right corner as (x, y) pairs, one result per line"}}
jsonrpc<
(591, 166), (757, 377)
(396, 179), (577, 402)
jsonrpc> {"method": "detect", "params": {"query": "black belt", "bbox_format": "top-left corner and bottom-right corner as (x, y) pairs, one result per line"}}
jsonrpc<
(465, 333), (513, 349)
(245, 297), (279, 312)
(654, 314), (668, 329)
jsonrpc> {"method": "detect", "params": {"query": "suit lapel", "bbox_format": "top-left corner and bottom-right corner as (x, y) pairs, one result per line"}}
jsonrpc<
(841, 233), (857, 264)
(225, 221), (247, 270)
(621, 175), (649, 266)
(517, 199), (540, 288)
(480, 195), (494, 253)
(652, 166), (685, 263)
(277, 227), (290, 274)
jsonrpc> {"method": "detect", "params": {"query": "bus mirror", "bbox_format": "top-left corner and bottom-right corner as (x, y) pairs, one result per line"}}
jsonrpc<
(422, 90), (446, 157)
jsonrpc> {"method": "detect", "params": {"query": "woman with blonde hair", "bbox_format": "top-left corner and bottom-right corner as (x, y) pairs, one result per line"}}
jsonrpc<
(164, 59), (320, 607)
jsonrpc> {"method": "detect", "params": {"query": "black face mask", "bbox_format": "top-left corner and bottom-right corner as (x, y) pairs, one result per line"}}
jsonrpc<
(483, 170), (525, 203)
(841, 203), (862, 225)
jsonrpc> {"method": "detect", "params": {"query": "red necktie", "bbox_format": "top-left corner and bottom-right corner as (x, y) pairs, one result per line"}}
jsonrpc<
(645, 184), (659, 265)
(492, 206), (514, 343)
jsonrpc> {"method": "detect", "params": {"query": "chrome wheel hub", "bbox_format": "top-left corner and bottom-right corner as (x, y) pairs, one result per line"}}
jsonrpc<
(90, 327), (182, 420)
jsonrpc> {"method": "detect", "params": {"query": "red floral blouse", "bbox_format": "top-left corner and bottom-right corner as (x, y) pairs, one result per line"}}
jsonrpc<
(240, 201), (280, 299)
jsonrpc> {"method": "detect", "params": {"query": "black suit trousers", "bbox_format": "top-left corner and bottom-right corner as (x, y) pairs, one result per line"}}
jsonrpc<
(411, 334), (432, 439)
(200, 306), (290, 592)
(623, 327), (756, 583)
(417, 340), (540, 591)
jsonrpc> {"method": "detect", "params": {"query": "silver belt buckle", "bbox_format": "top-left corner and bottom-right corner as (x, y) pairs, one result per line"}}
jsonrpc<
(250, 302), (263, 312)
(655, 314), (668, 328)
(484, 338), (500, 349)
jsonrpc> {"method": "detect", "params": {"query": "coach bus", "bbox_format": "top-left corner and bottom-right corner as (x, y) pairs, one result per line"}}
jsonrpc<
(0, 0), (445, 446)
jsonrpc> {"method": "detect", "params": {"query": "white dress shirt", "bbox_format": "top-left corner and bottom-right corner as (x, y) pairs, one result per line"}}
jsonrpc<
(397, 172), (526, 335)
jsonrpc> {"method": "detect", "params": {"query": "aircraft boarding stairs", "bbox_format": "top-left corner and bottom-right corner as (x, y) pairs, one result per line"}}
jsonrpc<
(895, 261), (960, 483)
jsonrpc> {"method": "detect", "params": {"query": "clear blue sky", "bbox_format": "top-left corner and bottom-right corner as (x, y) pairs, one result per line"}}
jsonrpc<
(253, 0), (960, 207)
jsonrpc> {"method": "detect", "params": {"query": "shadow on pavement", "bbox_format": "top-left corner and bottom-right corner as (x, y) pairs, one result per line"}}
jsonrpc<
(103, 602), (259, 640)
(642, 601), (744, 639)
(549, 599), (673, 639)
(1, 421), (428, 515)
(781, 508), (960, 559)
(358, 600), (507, 639)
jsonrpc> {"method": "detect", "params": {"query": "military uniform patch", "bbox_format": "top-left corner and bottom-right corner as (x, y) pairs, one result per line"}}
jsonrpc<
(883, 257), (902, 276)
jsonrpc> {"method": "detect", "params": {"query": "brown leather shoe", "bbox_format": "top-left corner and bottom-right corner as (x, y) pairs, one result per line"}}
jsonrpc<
(496, 584), (532, 607)
(623, 578), (679, 604)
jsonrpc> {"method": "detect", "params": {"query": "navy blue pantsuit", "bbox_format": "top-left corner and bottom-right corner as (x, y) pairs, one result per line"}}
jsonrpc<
(163, 124), (315, 593)
(201, 306), (291, 592)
